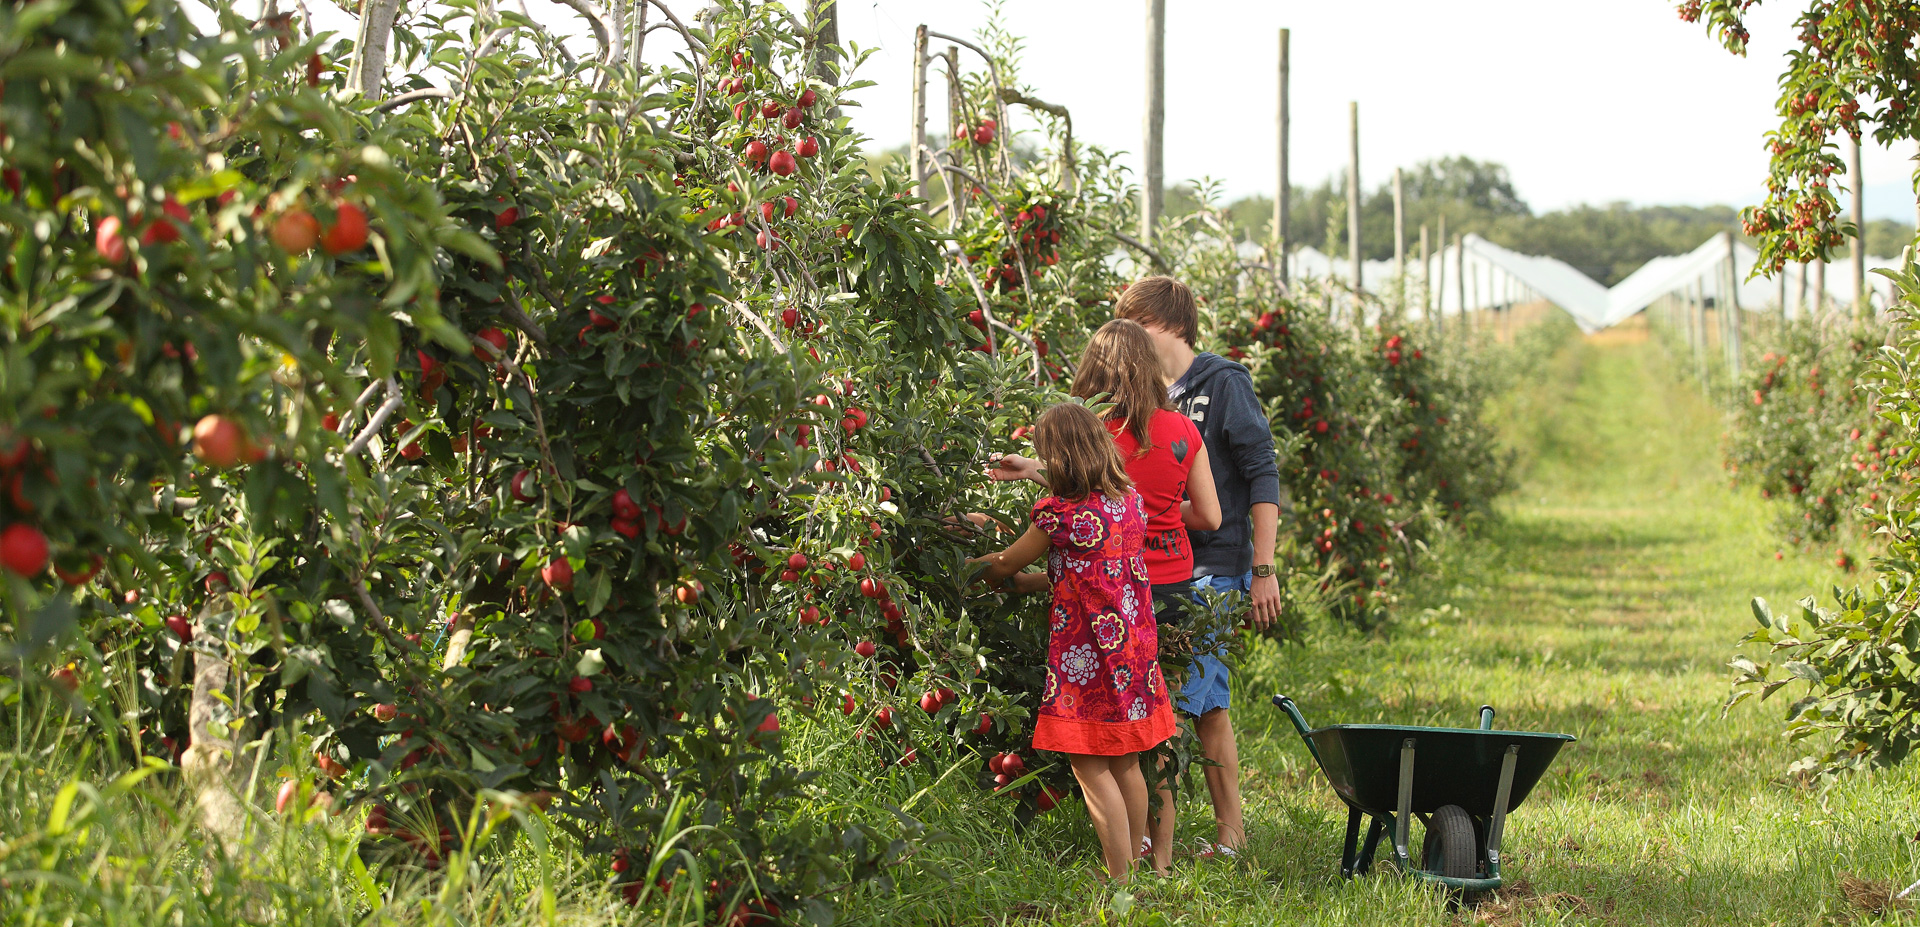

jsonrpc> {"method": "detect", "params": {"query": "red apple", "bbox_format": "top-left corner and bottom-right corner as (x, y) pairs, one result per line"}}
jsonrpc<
(542, 557), (574, 591)
(205, 571), (230, 594)
(797, 88), (817, 108)
(974, 714), (992, 735)
(495, 205), (520, 229)
(1036, 784), (1062, 812)
(841, 693), (857, 716)
(510, 469), (537, 502)
(782, 106), (803, 130)
(786, 552), (808, 571)
(796, 136), (819, 158)
(192, 414), (248, 468)
(276, 779), (301, 813)
(372, 703), (397, 722)
(612, 489), (642, 519)
(568, 675), (593, 693)
(897, 748), (917, 766)
(473, 327), (510, 362)
(918, 691), (940, 714)
(0, 524), (48, 576)
(96, 216), (130, 263)
(165, 615), (193, 641)
(1000, 754), (1025, 777)
(859, 577), (885, 599)
(321, 202), (369, 254)
(854, 640), (876, 658)
(799, 605), (820, 624)
(674, 580), (702, 604)
(272, 209), (320, 252)
(759, 100), (782, 118)
(769, 151), (797, 177)
(875, 706), (894, 727)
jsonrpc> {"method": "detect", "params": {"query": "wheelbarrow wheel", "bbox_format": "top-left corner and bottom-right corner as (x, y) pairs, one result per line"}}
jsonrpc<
(1421, 804), (1483, 903)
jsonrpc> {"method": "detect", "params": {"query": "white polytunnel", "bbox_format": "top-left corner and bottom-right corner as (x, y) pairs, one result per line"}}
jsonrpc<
(1281, 233), (1901, 332)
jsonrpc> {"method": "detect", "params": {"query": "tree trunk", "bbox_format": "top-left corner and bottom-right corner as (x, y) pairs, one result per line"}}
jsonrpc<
(183, 611), (247, 848)
(810, 0), (839, 117)
(909, 25), (928, 206)
(348, 0), (401, 101)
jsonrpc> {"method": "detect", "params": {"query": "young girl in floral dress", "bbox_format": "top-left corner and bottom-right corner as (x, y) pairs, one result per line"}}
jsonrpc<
(973, 402), (1176, 882)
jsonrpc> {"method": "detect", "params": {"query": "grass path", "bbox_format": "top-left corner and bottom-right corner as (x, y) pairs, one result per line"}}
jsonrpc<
(1211, 332), (1919, 925)
(851, 331), (1920, 926)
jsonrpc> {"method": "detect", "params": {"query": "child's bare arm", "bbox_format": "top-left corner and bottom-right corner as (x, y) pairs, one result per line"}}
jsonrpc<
(1007, 571), (1050, 594)
(969, 524), (1049, 587)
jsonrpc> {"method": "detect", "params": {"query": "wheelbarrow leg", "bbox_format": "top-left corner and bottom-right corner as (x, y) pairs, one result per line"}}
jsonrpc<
(1340, 806), (1363, 878)
(1484, 744), (1520, 882)
(1391, 738), (1416, 872)
(1356, 815), (1387, 874)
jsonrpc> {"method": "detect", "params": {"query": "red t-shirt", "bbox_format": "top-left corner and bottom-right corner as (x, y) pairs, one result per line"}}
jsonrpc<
(1107, 408), (1202, 584)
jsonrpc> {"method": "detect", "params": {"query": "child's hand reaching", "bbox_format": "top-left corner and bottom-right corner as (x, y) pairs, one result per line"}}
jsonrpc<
(986, 453), (1046, 486)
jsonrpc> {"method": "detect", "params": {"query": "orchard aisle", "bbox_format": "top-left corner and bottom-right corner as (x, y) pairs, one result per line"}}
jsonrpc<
(841, 330), (1920, 926)
(1175, 331), (1920, 926)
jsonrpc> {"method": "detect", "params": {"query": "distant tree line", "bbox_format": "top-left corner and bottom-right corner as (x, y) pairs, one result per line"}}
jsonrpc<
(1168, 156), (1912, 287)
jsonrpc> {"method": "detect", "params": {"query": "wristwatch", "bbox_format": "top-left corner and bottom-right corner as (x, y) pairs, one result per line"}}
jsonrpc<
(1251, 564), (1275, 578)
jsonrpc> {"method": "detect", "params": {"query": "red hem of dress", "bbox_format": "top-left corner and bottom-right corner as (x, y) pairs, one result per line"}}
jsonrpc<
(1032, 702), (1176, 756)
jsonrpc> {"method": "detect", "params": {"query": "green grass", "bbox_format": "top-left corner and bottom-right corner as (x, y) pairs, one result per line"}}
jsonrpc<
(838, 332), (1920, 925)
(9, 332), (1920, 926)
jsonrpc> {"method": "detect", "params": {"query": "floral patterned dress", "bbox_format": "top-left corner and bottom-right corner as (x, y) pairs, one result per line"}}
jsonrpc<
(1029, 490), (1177, 756)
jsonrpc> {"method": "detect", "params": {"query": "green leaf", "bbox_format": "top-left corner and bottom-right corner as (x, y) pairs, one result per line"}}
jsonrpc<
(576, 648), (605, 677)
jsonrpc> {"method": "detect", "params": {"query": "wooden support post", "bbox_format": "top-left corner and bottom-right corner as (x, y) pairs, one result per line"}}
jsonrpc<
(910, 25), (929, 206)
(1393, 167), (1406, 309)
(1725, 233), (1743, 380)
(1850, 135), (1867, 317)
(1347, 101), (1362, 319)
(1813, 259), (1826, 318)
(1695, 275), (1710, 382)
(1143, 0), (1166, 246)
(1275, 27), (1290, 284)
(1435, 215), (1447, 336)
(1419, 223), (1430, 321)
(1454, 232), (1466, 337)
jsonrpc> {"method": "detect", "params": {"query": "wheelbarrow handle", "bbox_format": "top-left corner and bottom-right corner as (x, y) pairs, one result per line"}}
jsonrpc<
(1272, 694), (1313, 736)
(1271, 694), (1324, 766)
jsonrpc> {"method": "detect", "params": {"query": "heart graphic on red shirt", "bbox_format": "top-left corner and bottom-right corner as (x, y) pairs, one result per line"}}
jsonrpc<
(1170, 438), (1189, 464)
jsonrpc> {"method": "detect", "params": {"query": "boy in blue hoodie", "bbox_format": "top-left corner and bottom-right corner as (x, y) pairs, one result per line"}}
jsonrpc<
(1118, 276), (1282, 866)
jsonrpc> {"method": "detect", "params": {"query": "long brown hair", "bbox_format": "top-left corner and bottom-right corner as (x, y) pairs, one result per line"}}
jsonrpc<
(1033, 403), (1133, 502)
(1072, 318), (1170, 454)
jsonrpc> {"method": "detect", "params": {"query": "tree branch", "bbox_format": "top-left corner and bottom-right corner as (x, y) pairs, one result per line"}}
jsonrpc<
(1110, 229), (1171, 273)
(374, 87), (454, 112)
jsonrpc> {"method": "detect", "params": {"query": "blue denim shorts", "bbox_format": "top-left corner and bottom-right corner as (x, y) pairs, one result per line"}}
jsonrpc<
(1176, 572), (1249, 716)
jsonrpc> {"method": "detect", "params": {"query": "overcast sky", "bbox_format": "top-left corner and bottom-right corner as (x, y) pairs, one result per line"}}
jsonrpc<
(303, 0), (1920, 221)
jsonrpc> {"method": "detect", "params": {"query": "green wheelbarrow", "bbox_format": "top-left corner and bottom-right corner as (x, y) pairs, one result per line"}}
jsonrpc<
(1272, 695), (1575, 897)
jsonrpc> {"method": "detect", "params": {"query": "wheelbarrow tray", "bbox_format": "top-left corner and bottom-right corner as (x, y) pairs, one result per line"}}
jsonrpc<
(1307, 724), (1572, 820)
(1273, 696), (1577, 897)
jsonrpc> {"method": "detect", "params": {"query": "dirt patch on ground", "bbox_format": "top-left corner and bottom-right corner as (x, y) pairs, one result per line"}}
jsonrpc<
(1464, 876), (1599, 925)
(1839, 873), (1911, 920)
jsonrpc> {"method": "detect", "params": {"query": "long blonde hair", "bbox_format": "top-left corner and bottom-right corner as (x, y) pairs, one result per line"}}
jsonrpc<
(1072, 319), (1170, 454)
(1033, 403), (1132, 502)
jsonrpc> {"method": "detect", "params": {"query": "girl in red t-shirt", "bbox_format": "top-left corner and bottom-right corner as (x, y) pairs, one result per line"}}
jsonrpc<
(973, 403), (1176, 882)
